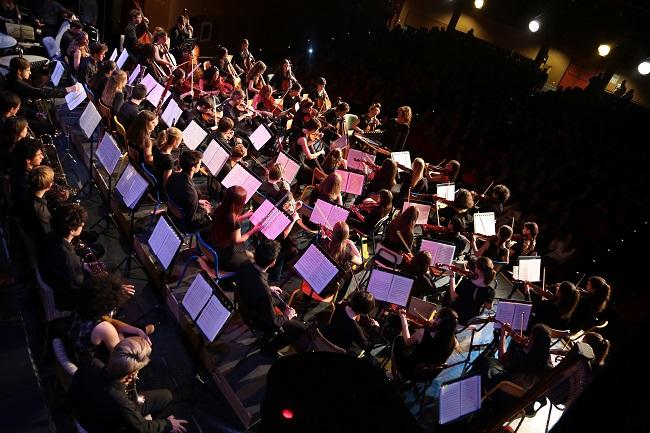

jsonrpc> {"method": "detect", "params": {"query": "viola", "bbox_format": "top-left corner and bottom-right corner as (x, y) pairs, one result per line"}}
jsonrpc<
(350, 201), (379, 212)
(524, 281), (557, 302)
(409, 192), (455, 207)
(422, 224), (452, 234)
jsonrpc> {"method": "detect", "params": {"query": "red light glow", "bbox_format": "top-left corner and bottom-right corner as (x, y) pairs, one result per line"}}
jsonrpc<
(281, 409), (294, 420)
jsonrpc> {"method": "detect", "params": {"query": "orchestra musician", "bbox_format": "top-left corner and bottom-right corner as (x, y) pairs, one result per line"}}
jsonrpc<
(426, 159), (461, 184)
(66, 31), (90, 73)
(259, 162), (290, 203)
(213, 45), (243, 87)
(400, 250), (437, 299)
(9, 137), (45, 211)
(473, 183), (511, 217)
(166, 150), (212, 232)
(510, 221), (538, 260)
(126, 110), (158, 165)
(397, 157), (428, 203)
(199, 67), (229, 98)
(364, 159), (398, 195)
(192, 95), (219, 130)
(152, 31), (175, 80)
(234, 39), (255, 75)
(90, 60), (116, 101)
(169, 13), (193, 54)
(152, 127), (182, 199)
(290, 118), (325, 182)
(353, 103), (381, 133)
(251, 84), (278, 118)
(308, 77), (331, 112)
(348, 189), (393, 234)
(212, 142), (247, 200)
(100, 70), (128, 115)
(289, 97), (315, 137)
(446, 256), (496, 325)
(321, 101), (349, 142)
(570, 276), (611, 332)
(302, 172), (343, 232)
(123, 9), (151, 61)
(117, 84), (147, 131)
(435, 188), (474, 227)
(380, 106), (411, 151)
(472, 224), (513, 263)
(424, 216), (471, 261)
(281, 82), (302, 127)
(320, 290), (379, 353)
(320, 148), (347, 175)
(213, 117), (241, 151)
(222, 89), (255, 126)
(2, 116), (28, 170)
(77, 41), (108, 87)
(246, 61), (267, 96)
(59, 20), (83, 57)
(269, 59), (298, 94)
(383, 205), (419, 255)
(20, 165), (55, 239)
(319, 221), (363, 298)
(267, 191), (302, 282)
(526, 281), (580, 331)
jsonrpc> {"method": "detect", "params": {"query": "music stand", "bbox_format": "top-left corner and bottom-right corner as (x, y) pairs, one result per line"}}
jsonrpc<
(113, 163), (152, 276)
(73, 100), (102, 201)
(147, 214), (184, 278)
(89, 132), (124, 232)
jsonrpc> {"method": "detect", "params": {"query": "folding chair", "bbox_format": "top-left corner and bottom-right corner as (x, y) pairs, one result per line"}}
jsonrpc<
(96, 99), (113, 132)
(176, 232), (237, 289)
(307, 325), (346, 353)
(352, 212), (391, 260)
(287, 280), (340, 323)
(113, 116), (128, 151)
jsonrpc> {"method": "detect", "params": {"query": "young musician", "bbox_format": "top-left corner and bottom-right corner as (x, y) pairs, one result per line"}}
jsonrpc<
(117, 83), (147, 131)
(165, 150), (212, 231)
(21, 165), (55, 239)
(308, 77), (330, 112)
(320, 221), (363, 298)
(234, 39), (255, 75)
(90, 60), (116, 100)
(9, 137), (44, 211)
(203, 185), (261, 270)
(477, 183), (511, 217)
(67, 31), (90, 73)
(152, 31), (175, 80)
(425, 216), (471, 261)
(291, 118), (325, 181)
(353, 103), (381, 133)
(235, 240), (306, 357)
(320, 290), (379, 352)
(59, 19), (83, 56)
(348, 189), (393, 234)
(398, 157), (427, 202)
(259, 162), (290, 203)
(211, 142), (247, 200)
(570, 276), (611, 331)
(270, 59), (298, 94)
(473, 225), (513, 263)
(392, 307), (458, 380)
(246, 61), (267, 96)
(436, 188), (474, 226)
(214, 45), (242, 86)
(152, 127), (182, 197)
(510, 221), (538, 260)
(169, 14), (193, 53)
(222, 89), (254, 125)
(446, 257), (496, 325)
(527, 281), (580, 331)
(321, 148), (347, 175)
(77, 41), (108, 87)
(267, 192), (302, 282)
(193, 95), (219, 130)
(1, 115), (27, 171)
(426, 159), (461, 185)
(101, 69), (128, 115)
(364, 159), (397, 195)
(213, 116), (241, 150)
(123, 9), (150, 58)
(380, 105), (411, 151)
(251, 84), (276, 118)
(400, 250), (436, 299)
(126, 110), (157, 165)
(321, 101), (349, 141)
(302, 172), (343, 232)
(70, 337), (188, 433)
(383, 205), (419, 254)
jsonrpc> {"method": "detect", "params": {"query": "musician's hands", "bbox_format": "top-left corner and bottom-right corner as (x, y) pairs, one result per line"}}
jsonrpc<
(242, 210), (254, 219)
(198, 199), (212, 213)
(167, 415), (188, 433)
(369, 318), (380, 328)
(121, 283), (136, 297)
(270, 286), (283, 296)
(65, 83), (83, 93)
(284, 307), (297, 320)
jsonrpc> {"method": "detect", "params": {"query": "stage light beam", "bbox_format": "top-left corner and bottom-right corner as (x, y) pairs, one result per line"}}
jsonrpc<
(528, 19), (540, 33)
(598, 44), (611, 57)
(638, 61), (650, 76)
(474, 0), (484, 9)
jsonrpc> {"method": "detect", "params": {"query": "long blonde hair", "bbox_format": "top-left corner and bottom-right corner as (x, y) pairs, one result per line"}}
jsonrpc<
(101, 69), (127, 106)
(317, 172), (342, 200)
(410, 157), (425, 188)
(156, 127), (182, 152)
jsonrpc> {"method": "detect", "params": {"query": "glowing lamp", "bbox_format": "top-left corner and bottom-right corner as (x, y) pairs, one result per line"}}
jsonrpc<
(638, 61), (650, 76)
(528, 20), (540, 33)
(597, 44), (611, 57)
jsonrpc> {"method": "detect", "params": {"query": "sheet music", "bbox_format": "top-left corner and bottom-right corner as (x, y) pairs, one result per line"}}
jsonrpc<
(140, 74), (158, 96)
(109, 48), (117, 62)
(331, 136), (348, 149)
(181, 120), (208, 151)
(79, 101), (101, 138)
(512, 266), (519, 280)
(436, 183), (456, 202)
(473, 212), (496, 236)
(310, 199), (349, 227)
(116, 49), (129, 69)
(336, 170), (365, 196)
(202, 140), (229, 176)
(221, 164), (261, 203)
(347, 148), (376, 172)
(96, 133), (122, 174)
(50, 61), (64, 86)
(261, 210), (291, 240)
(402, 201), (430, 225)
(115, 164), (148, 209)
(249, 199), (276, 226)
(389, 273), (414, 307)
(65, 88), (87, 111)
(516, 257), (542, 282)
(146, 79), (172, 107)
(367, 269), (395, 304)
(439, 375), (481, 425)
(419, 240), (456, 266)
(249, 123), (272, 151)
(128, 64), (141, 85)
(276, 152), (300, 183)
(161, 98), (182, 127)
(293, 244), (339, 295)
(196, 295), (231, 342)
(147, 216), (182, 270)
(495, 301), (532, 332)
(182, 273), (213, 321)
(391, 151), (412, 172)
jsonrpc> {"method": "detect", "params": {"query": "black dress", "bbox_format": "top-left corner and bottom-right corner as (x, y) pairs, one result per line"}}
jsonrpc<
(448, 278), (496, 325)
(393, 330), (454, 378)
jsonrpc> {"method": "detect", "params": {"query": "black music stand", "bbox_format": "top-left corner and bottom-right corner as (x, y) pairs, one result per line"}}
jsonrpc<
(113, 164), (152, 277)
(74, 101), (103, 201)
(89, 132), (124, 233)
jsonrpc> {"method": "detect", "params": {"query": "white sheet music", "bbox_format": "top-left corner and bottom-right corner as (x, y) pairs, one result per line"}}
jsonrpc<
(439, 375), (481, 425)
(140, 74), (158, 96)
(391, 151), (412, 172)
(116, 49), (129, 69)
(336, 170), (365, 196)
(331, 136), (348, 149)
(128, 64), (141, 85)
(161, 98), (182, 127)
(202, 140), (229, 176)
(473, 212), (496, 236)
(495, 301), (532, 332)
(96, 133), (122, 174)
(310, 199), (349, 228)
(65, 88), (87, 111)
(437, 183), (456, 202)
(368, 268), (414, 307)
(402, 201), (430, 226)
(50, 61), (64, 86)
(276, 152), (300, 183)
(181, 120), (208, 151)
(249, 200), (291, 240)
(109, 48), (117, 62)
(221, 163), (261, 203)
(115, 164), (148, 209)
(146, 80), (172, 108)
(79, 101), (101, 138)
(293, 244), (340, 295)
(419, 240), (456, 266)
(516, 256), (542, 282)
(196, 295), (231, 342)
(147, 216), (182, 270)
(347, 148), (376, 172)
(249, 123), (272, 151)
(181, 273), (213, 321)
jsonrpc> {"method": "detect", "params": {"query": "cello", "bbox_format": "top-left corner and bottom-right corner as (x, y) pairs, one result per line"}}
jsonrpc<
(133, 0), (152, 45)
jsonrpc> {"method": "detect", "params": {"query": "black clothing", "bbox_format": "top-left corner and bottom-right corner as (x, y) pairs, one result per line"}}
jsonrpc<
(169, 26), (191, 50)
(118, 100), (141, 131)
(320, 304), (369, 351)
(21, 193), (52, 239)
(5, 75), (67, 103)
(38, 234), (85, 311)
(59, 30), (76, 62)
(448, 278), (496, 325)
(380, 118), (409, 151)
(152, 148), (174, 199)
(111, 91), (126, 116)
(70, 359), (173, 433)
(9, 164), (29, 210)
(165, 171), (209, 231)
(529, 300), (568, 331)
(91, 74), (108, 100)
(202, 213), (247, 271)
(77, 56), (97, 86)
(393, 329), (454, 378)
(482, 239), (509, 263)
(258, 180), (288, 203)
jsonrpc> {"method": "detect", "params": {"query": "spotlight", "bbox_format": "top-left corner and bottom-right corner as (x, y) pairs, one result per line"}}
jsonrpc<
(281, 409), (294, 420)
(474, 0), (484, 9)
(597, 44), (611, 57)
(308, 47), (313, 54)
(528, 19), (540, 33)
(638, 60), (650, 76)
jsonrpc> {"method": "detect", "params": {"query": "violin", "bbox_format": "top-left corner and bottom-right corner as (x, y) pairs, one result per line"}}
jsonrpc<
(422, 224), (452, 234)
(353, 157), (380, 171)
(409, 192), (455, 207)
(524, 281), (557, 302)
(437, 263), (477, 279)
(350, 201), (379, 212)
(386, 304), (435, 329)
(489, 317), (530, 346)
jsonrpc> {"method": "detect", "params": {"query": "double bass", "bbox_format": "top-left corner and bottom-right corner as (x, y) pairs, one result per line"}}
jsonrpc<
(133, 0), (152, 45)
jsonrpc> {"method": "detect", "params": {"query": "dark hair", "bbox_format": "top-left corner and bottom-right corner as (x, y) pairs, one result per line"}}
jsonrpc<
(0, 90), (20, 113)
(70, 20), (83, 29)
(127, 110), (156, 150)
(209, 186), (247, 248)
(290, 82), (302, 91)
(316, 77), (327, 86)
(131, 83), (147, 100)
(372, 159), (397, 191)
(517, 323), (552, 385)
(497, 225), (513, 243)
(268, 163), (283, 181)
(9, 57), (30, 76)
(491, 184), (511, 203)
(588, 276), (611, 314)
(410, 251), (432, 275)
(582, 332), (609, 368)
(304, 118), (320, 132)
(556, 281), (580, 321)
(179, 150), (202, 172)
(77, 274), (128, 320)
(523, 221), (538, 239)
(449, 216), (466, 232)
(255, 239), (280, 268)
(349, 291), (375, 315)
(203, 66), (219, 81)
(5, 116), (28, 154)
(386, 205), (418, 249)
(453, 189), (474, 210)
(15, 137), (44, 163)
(447, 160), (460, 182)
(336, 101), (349, 112)
(129, 9), (142, 19)
(52, 203), (87, 237)
(377, 189), (393, 219)
(218, 116), (234, 133)
(476, 256), (496, 286)
(154, 30), (167, 42)
(89, 41), (108, 56)
(432, 307), (458, 357)
(97, 60), (116, 75)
